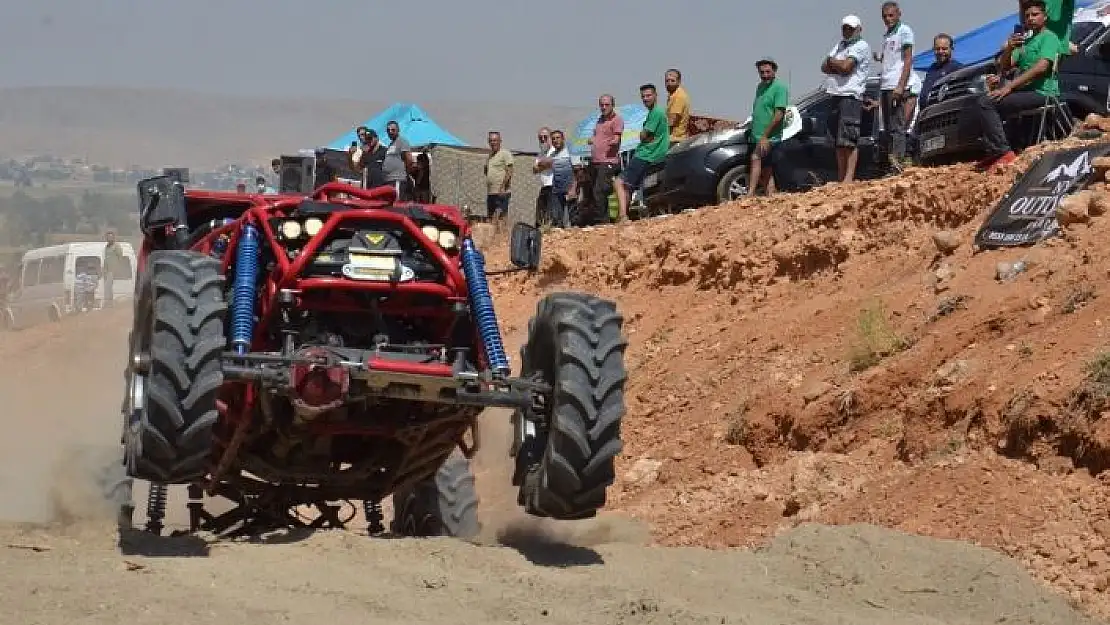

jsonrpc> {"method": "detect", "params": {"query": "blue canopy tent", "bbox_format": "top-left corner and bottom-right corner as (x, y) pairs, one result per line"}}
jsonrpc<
(912, 2), (1097, 70)
(326, 102), (468, 149)
(569, 103), (650, 158)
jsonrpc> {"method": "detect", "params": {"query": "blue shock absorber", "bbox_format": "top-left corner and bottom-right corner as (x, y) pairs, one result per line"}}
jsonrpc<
(230, 224), (261, 355)
(460, 238), (510, 376)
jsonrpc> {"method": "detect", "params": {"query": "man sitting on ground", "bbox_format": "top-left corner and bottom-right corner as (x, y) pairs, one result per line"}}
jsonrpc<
(975, 0), (1062, 171)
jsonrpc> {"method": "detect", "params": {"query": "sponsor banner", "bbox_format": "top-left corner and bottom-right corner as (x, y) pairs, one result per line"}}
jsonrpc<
(975, 142), (1110, 248)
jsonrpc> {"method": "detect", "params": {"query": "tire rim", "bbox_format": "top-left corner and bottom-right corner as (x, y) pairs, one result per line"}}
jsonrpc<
(727, 174), (750, 200)
(122, 298), (152, 464)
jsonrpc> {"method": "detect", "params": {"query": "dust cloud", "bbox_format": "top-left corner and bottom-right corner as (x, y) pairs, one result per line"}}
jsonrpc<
(0, 309), (132, 525)
(471, 406), (651, 550)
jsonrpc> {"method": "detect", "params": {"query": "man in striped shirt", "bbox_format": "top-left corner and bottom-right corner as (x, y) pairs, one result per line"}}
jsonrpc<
(533, 130), (574, 227)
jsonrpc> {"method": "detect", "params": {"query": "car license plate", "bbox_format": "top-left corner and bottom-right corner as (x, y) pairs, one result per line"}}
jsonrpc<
(349, 253), (397, 270)
(921, 135), (945, 153)
(643, 173), (659, 188)
(343, 253), (398, 281)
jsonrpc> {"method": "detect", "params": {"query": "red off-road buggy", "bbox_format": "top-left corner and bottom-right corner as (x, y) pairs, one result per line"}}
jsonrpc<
(112, 177), (627, 539)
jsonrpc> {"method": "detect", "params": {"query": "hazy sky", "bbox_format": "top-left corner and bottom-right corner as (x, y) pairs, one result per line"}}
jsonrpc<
(0, 1), (1018, 119)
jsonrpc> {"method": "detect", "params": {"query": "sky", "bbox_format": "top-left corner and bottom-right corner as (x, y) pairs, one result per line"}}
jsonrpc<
(0, 0), (1020, 120)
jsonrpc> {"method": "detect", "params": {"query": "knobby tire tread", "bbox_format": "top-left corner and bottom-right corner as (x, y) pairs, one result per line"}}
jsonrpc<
(518, 291), (628, 520)
(391, 450), (480, 539)
(129, 251), (226, 484)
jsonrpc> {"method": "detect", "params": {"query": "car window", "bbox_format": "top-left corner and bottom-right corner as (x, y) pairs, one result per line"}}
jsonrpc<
(801, 96), (837, 125)
(39, 256), (65, 285)
(22, 260), (39, 288)
(75, 256), (102, 274)
(1073, 21), (1101, 47)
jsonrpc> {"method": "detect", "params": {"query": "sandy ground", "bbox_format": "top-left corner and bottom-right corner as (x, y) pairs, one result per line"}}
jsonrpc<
(4, 136), (1110, 623)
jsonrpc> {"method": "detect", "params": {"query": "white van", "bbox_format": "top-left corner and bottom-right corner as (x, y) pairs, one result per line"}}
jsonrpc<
(3, 241), (137, 330)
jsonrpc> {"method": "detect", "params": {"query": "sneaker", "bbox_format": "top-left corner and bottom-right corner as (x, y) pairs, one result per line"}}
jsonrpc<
(988, 151), (1018, 171)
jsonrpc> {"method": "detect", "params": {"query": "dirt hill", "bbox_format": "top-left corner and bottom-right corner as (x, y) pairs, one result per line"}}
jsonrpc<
(486, 134), (1110, 619)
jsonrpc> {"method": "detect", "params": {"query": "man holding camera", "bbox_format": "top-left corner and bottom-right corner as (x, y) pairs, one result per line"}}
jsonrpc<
(976, 0), (1062, 171)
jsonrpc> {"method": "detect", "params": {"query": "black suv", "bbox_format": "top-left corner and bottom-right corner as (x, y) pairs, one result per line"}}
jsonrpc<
(642, 77), (896, 211)
(915, 17), (1109, 165)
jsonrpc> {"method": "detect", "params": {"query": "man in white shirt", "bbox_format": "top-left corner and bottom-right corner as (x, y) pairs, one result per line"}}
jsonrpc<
(876, 2), (915, 169)
(821, 14), (872, 183)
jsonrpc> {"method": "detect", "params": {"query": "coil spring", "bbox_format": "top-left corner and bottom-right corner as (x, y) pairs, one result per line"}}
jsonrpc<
(230, 224), (261, 355)
(460, 238), (510, 376)
(145, 482), (167, 533)
(363, 500), (383, 534)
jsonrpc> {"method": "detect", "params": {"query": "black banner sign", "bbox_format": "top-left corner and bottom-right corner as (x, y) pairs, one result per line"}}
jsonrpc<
(975, 142), (1110, 248)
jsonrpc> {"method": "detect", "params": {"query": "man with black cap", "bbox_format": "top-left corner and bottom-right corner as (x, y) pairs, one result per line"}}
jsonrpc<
(748, 56), (789, 196)
(821, 14), (872, 184)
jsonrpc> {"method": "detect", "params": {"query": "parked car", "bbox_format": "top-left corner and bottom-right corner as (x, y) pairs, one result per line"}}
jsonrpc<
(642, 77), (897, 213)
(915, 12), (1109, 165)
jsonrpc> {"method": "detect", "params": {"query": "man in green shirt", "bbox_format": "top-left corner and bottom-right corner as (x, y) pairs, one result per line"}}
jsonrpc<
(1019, 0), (1074, 56)
(976, 0), (1062, 171)
(748, 56), (789, 196)
(615, 83), (670, 219)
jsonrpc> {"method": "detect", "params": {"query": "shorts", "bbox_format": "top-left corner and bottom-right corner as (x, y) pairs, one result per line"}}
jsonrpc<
(749, 140), (782, 168)
(486, 193), (510, 219)
(620, 157), (651, 189)
(829, 95), (863, 148)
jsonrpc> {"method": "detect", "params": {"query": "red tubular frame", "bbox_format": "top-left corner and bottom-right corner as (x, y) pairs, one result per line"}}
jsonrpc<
(180, 182), (484, 379)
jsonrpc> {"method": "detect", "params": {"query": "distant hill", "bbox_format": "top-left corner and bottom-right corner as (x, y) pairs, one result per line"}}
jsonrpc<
(0, 86), (593, 169)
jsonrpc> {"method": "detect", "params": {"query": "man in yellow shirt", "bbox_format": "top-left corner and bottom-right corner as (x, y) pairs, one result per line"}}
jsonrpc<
(483, 130), (514, 223)
(664, 69), (690, 143)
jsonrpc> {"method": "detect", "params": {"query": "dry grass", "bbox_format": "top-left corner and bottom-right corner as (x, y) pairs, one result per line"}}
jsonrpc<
(847, 300), (908, 372)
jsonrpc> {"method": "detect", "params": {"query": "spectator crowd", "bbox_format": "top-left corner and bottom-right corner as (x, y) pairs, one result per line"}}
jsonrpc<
(335, 0), (1078, 229)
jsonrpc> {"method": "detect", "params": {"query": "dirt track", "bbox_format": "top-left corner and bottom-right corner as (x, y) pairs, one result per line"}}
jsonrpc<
(0, 302), (1103, 624)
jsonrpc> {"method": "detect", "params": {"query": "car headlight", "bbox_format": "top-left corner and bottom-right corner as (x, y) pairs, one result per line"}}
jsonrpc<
(670, 126), (747, 153)
(438, 230), (457, 250)
(421, 225), (440, 242)
(304, 217), (323, 236)
(280, 219), (302, 239)
(967, 75), (989, 95)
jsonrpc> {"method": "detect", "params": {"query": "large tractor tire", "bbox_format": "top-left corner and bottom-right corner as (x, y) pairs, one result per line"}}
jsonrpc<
(391, 449), (480, 539)
(122, 250), (226, 484)
(513, 292), (628, 520)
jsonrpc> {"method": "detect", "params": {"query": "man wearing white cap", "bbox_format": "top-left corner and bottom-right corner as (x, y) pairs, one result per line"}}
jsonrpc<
(820, 14), (872, 184)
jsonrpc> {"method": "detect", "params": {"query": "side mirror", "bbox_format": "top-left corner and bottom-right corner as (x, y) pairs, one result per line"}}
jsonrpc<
(136, 174), (188, 238)
(509, 222), (541, 270)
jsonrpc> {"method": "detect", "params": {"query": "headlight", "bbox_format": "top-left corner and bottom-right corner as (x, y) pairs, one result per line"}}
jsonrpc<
(438, 230), (457, 250)
(280, 220), (302, 239)
(670, 126), (747, 153)
(303, 217), (323, 236)
(967, 75), (989, 95)
(421, 225), (440, 242)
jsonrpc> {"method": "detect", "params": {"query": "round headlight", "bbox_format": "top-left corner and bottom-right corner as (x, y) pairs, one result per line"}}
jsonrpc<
(303, 217), (323, 236)
(422, 225), (440, 242)
(438, 230), (457, 250)
(280, 220), (302, 239)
